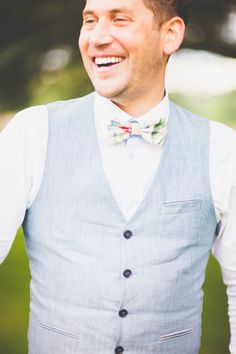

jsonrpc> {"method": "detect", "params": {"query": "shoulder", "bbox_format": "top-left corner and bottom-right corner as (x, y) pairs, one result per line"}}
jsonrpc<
(168, 101), (210, 146)
(210, 120), (236, 146)
(170, 100), (236, 147)
(169, 101), (208, 125)
(2, 105), (47, 133)
(45, 93), (95, 133)
(47, 93), (94, 117)
(0, 105), (48, 143)
(210, 120), (236, 168)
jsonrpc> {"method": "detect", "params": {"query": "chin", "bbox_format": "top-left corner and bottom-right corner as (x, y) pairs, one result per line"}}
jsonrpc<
(92, 78), (128, 100)
(94, 87), (122, 100)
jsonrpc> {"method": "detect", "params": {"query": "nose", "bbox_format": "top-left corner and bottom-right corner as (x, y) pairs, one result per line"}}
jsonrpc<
(89, 20), (113, 47)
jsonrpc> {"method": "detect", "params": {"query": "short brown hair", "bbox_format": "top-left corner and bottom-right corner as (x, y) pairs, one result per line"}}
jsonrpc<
(143, 0), (193, 25)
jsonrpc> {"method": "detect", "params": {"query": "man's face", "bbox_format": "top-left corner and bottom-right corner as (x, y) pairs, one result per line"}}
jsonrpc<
(79, 0), (167, 106)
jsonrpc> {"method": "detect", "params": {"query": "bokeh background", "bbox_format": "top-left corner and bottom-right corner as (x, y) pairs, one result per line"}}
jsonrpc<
(0, 0), (236, 353)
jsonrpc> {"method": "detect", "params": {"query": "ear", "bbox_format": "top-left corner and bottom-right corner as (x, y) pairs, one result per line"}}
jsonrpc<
(162, 17), (185, 56)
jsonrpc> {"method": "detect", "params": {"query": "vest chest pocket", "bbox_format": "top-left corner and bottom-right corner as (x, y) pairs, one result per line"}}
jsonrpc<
(160, 199), (204, 242)
(161, 199), (202, 214)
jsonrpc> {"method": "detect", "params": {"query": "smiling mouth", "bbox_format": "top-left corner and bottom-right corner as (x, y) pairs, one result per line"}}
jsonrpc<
(93, 56), (125, 68)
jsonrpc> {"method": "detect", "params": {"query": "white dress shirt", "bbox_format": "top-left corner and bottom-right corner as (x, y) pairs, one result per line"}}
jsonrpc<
(0, 92), (236, 352)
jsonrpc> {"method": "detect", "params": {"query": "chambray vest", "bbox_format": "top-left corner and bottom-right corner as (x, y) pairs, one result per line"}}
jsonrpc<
(23, 93), (217, 354)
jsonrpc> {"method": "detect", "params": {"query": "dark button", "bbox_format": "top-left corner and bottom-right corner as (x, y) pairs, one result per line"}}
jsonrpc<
(123, 230), (133, 239)
(123, 269), (132, 278)
(119, 309), (128, 318)
(215, 220), (222, 237)
(115, 346), (124, 354)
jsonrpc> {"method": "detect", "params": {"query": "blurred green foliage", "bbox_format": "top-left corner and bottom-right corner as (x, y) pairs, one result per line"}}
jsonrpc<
(29, 63), (93, 107)
(172, 91), (236, 128)
(0, 229), (30, 354)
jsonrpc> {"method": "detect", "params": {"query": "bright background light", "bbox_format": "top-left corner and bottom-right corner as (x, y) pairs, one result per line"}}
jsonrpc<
(166, 49), (236, 96)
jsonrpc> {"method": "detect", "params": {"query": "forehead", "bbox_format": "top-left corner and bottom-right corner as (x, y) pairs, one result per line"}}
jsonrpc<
(83, 0), (149, 14)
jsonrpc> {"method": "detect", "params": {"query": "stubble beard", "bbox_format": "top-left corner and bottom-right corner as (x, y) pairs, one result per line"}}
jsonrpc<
(93, 75), (131, 104)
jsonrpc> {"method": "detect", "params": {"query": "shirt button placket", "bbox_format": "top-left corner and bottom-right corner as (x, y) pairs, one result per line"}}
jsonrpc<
(122, 232), (133, 280)
(119, 230), (132, 354)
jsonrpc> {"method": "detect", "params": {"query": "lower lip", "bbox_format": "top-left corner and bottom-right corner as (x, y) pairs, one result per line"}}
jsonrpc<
(93, 60), (125, 73)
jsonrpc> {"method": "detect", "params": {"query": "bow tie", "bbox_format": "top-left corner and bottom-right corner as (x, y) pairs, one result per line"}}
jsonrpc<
(108, 118), (167, 145)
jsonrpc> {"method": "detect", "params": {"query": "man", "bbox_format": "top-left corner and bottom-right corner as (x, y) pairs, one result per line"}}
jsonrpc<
(0, 0), (236, 353)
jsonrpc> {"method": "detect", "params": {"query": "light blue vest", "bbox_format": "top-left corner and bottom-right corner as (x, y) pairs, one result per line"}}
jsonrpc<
(23, 93), (217, 354)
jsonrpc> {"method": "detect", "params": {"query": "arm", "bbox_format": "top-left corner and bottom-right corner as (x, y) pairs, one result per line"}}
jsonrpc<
(211, 121), (236, 353)
(0, 106), (47, 264)
(213, 184), (236, 354)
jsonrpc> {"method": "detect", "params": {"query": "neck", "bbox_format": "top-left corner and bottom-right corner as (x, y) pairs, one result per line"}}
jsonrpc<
(112, 88), (165, 117)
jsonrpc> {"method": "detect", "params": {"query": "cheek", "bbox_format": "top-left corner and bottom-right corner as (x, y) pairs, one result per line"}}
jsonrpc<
(78, 32), (88, 55)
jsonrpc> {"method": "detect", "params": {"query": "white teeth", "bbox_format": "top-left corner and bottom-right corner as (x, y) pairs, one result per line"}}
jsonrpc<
(95, 57), (123, 65)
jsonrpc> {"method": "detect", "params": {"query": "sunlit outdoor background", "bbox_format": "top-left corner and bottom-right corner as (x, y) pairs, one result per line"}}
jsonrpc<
(0, 0), (236, 353)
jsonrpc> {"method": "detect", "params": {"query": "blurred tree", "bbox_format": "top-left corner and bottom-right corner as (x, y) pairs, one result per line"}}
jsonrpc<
(0, 0), (84, 110)
(185, 0), (236, 57)
(0, 0), (235, 111)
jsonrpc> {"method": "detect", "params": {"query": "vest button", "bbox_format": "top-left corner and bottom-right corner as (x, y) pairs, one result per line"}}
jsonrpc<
(123, 230), (133, 239)
(115, 346), (124, 354)
(123, 269), (132, 278)
(119, 309), (128, 318)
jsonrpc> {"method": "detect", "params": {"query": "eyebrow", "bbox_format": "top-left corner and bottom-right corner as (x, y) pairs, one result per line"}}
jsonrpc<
(82, 8), (134, 17)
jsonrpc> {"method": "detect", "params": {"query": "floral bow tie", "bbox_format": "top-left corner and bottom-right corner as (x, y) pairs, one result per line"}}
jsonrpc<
(108, 118), (167, 145)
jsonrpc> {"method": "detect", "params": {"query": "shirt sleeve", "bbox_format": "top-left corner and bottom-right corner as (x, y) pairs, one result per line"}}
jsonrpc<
(211, 121), (236, 354)
(0, 105), (47, 264)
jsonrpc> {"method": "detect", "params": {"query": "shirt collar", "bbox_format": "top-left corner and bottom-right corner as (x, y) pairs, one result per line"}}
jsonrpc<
(94, 90), (169, 136)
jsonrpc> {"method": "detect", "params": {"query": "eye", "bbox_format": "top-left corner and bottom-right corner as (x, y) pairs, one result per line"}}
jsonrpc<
(84, 18), (95, 24)
(83, 17), (97, 27)
(114, 17), (129, 23)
